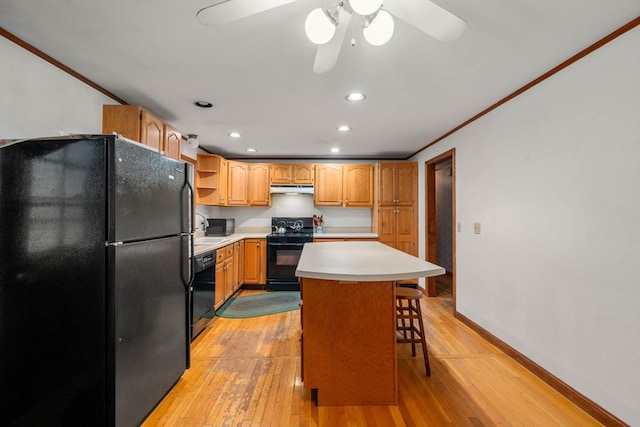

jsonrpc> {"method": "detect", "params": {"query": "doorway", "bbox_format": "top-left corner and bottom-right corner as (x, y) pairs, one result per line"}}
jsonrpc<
(425, 149), (456, 308)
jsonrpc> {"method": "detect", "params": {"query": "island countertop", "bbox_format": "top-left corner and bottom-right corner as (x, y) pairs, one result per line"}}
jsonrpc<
(296, 241), (445, 281)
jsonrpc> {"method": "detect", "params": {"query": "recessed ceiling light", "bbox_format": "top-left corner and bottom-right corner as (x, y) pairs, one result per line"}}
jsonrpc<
(229, 132), (242, 138)
(245, 148), (257, 152)
(337, 125), (351, 132)
(346, 92), (366, 102)
(331, 147), (340, 153)
(194, 101), (213, 108)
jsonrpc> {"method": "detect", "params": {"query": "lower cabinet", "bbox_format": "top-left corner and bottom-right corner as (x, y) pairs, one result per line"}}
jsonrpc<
(244, 238), (266, 285)
(235, 240), (244, 291)
(214, 250), (226, 310)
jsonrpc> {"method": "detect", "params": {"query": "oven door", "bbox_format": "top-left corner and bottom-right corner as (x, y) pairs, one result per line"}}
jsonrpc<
(267, 241), (305, 290)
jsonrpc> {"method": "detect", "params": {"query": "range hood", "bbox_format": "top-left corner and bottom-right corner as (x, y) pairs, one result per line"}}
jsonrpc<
(270, 185), (314, 194)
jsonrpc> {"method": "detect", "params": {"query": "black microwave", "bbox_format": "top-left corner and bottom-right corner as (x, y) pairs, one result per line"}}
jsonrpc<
(205, 218), (235, 236)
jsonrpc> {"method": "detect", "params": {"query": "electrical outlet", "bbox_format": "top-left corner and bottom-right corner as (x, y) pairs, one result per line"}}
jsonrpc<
(474, 223), (481, 234)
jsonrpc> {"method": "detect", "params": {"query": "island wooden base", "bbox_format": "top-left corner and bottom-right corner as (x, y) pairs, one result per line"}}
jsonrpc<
(300, 278), (398, 406)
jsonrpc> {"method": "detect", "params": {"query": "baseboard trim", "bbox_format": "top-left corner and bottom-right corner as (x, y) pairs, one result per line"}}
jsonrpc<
(454, 311), (629, 427)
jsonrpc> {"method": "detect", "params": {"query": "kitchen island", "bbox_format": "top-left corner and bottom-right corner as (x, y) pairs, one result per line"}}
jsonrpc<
(295, 241), (445, 406)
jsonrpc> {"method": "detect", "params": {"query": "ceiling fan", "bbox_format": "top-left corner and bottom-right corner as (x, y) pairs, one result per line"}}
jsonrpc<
(196, 0), (467, 73)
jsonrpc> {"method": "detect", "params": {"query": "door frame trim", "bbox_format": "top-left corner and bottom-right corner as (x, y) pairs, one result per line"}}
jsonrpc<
(425, 149), (456, 307)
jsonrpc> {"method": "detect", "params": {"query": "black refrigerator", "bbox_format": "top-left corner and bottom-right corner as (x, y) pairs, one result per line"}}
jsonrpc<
(0, 135), (192, 426)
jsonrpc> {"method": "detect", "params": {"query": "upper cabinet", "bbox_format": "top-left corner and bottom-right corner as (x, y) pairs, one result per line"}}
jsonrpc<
(373, 162), (418, 256)
(377, 162), (417, 206)
(270, 164), (314, 185)
(196, 153), (227, 206)
(163, 124), (182, 161)
(314, 164), (373, 207)
(248, 163), (271, 206)
(102, 105), (181, 159)
(227, 161), (248, 206)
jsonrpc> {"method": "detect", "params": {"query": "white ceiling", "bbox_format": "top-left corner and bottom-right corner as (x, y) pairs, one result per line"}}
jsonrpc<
(0, 1), (638, 159)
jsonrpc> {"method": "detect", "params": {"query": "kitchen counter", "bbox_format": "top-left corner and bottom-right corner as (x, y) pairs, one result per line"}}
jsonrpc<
(193, 233), (268, 255)
(313, 232), (378, 239)
(296, 241), (445, 281)
(297, 241), (445, 406)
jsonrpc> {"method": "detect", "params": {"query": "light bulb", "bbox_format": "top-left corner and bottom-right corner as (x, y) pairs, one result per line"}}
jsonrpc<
(349, 0), (383, 16)
(363, 10), (394, 46)
(305, 8), (336, 45)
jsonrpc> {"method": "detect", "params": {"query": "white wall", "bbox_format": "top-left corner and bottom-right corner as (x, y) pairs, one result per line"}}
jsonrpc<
(0, 37), (118, 138)
(412, 28), (640, 425)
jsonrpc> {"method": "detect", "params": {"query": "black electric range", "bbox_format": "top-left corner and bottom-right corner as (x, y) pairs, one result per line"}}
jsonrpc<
(266, 217), (314, 291)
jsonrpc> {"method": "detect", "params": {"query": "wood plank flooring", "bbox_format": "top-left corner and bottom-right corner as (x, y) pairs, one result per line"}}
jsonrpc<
(143, 279), (602, 426)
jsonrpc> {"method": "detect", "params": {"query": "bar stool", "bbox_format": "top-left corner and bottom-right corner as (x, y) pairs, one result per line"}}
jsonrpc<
(396, 286), (431, 376)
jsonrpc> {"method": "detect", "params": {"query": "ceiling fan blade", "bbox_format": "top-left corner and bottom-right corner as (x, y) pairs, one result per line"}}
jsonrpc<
(312, 10), (352, 74)
(384, 0), (467, 42)
(197, 0), (298, 26)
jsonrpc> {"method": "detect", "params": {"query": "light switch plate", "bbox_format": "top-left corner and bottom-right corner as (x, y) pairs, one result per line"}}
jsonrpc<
(474, 223), (481, 234)
(457, 222), (461, 232)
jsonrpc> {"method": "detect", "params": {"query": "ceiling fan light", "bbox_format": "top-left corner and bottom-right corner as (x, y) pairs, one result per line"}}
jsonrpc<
(305, 8), (336, 45)
(349, 0), (383, 16)
(363, 10), (394, 46)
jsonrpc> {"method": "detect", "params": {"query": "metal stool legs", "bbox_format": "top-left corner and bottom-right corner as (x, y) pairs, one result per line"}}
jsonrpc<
(396, 287), (431, 376)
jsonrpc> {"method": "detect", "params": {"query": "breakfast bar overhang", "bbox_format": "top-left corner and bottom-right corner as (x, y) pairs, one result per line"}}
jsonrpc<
(296, 241), (445, 406)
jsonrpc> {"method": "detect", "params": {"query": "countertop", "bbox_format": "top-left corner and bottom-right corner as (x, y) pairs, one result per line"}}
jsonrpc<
(193, 231), (379, 256)
(296, 241), (445, 282)
(193, 233), (267, 256)
(313, 232), (378, 239)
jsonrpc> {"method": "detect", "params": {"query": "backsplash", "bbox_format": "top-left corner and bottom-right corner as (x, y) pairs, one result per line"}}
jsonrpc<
(197, 193), (371, 232)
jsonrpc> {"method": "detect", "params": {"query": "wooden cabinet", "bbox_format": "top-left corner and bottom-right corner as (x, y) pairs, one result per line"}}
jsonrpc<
(300, 277), (397, 405)
(215, 244), (235, 307)
(314, 164), (373, 207)
(227, 161), (249, 206)
(214, 250), (226, 309)
(373, 162), (418, 256)
(244, 238), (266, 285)
(343, 164), (374, 207)
(235, 240), (245, 290)
(314, 164), (343, 206)
(102, 105), (177, 156)
(270, 164), (314, 185)
(196, 154), (227, 206)
(224, 244), (235, 300)
(163, 124), (182, 160)
(248, 163), (271, 206)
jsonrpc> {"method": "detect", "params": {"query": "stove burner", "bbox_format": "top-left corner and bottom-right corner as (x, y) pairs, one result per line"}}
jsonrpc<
(270, 217), (314, 236)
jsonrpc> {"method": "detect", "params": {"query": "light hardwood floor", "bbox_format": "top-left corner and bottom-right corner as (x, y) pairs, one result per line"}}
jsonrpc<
(143, 279), (602, 426)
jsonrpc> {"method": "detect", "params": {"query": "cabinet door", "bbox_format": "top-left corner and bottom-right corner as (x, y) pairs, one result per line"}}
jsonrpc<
(225, 259), (235, 300)
(219, 158), (228, 205)
(237, 240), (245, 288)
(396, 162), (417, 206)
(314, 164), (343, 206)
(140, 110), (163, 152)
(377, 206), (397, 249)
(244, 239), (260, 284)
(227, 161), (248, 206)
(343, 164), (373, 207)
(396, 206), (417, 256)
(214, 262), (225, 309)
(292, 164), (314, 184)
(163, 124), (181, 160)
(244, 239), (266, 284)
(377, 163), (397, 206)
(270, 164), (291, 184)
(249, 163), (271, 206)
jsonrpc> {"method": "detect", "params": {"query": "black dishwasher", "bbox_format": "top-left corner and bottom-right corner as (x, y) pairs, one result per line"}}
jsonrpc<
(191, 250), (216, 340)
